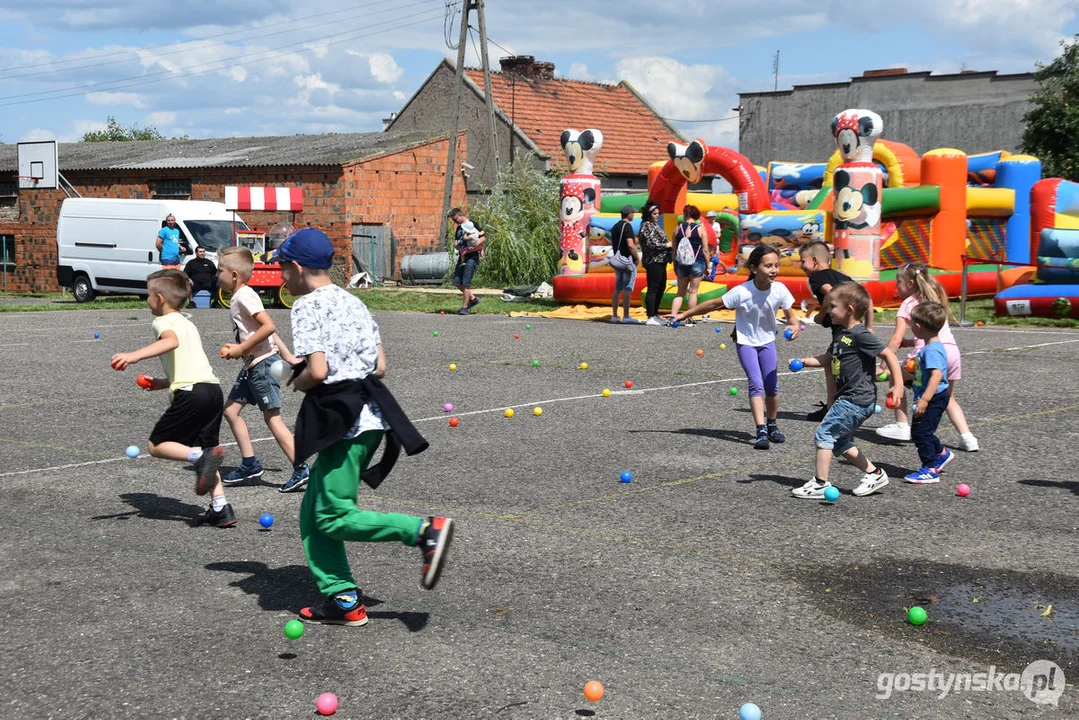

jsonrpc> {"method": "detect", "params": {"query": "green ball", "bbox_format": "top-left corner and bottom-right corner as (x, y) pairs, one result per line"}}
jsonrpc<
(532, 359), (540, 367)
(525, 324), (532, 329)
(907, 606), (927, 626)
(877, 372), (889, 382)
(432, 331), (439, 337)
(729, 386), (738, 396)
(284, 619), (305, 640)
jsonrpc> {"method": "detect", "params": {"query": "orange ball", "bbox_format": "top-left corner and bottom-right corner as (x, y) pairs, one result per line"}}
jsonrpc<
(905, 358), (916, 373)
(514, 334), (520, 339)
(624, 380), (633, 388)
(220, 346), (229, 358)
(449, 417), (459, 427)
(696, 349), (704, 357)
(885, 394), (900, 409)
(583, 681), (604, 702)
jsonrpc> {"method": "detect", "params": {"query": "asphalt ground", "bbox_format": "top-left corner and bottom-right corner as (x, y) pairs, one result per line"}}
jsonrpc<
(1, 305), (1077, 720)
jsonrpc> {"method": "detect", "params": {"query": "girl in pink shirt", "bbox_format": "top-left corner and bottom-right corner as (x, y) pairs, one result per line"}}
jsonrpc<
(875, 263), (979, 451)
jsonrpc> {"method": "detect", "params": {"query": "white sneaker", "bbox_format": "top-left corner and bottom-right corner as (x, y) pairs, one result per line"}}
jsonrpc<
(622, 317), (640, 324)
(645, 316), (666, 326)
(956, 432), (980, 452)
(875, 422), (911, 441)
(853, 469), (889, 496)
(610, 316), (621, 324)
(792, 478), (831, 499)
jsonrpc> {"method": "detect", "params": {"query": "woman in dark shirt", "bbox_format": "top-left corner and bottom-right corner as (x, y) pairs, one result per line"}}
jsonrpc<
(637, 200), (672, 325)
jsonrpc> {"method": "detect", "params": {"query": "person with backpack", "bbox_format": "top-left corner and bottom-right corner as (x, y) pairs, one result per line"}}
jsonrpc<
(608, 205), (642, 323)
(668, 205), (711, 326)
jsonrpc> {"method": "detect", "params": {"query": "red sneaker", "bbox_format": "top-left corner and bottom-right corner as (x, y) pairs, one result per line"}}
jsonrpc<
(419, 517), (455, 590)
(300, 594), (368, 626)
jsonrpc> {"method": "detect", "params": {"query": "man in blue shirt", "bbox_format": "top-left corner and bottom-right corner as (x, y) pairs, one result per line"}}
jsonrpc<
(157, 214), (187, 268)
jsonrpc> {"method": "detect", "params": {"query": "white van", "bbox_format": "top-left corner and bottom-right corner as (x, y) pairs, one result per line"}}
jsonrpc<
(56, 198), (248, 302)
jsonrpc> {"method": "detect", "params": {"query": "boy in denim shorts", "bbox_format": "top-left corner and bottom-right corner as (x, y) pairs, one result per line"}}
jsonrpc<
(790, 283), (904, 499)
(217, 247), (310, 492)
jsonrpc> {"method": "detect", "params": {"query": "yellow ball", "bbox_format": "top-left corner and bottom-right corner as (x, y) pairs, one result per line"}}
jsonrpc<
(602, 388), (611, 397)
(720, 343), (727, 350)
(533, 407), (543, 416)
(579, 362), (588, 370)
(504, 408), (515, 418)
(449, 363), (457, 371)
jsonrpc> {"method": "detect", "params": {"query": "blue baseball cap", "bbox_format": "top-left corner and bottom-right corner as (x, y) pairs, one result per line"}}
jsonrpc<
(273, 228), (334, 269)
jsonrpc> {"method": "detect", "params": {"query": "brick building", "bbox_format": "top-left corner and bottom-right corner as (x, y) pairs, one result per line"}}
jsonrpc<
(386, 56), (684, 198)
(0, 131), (466, 293)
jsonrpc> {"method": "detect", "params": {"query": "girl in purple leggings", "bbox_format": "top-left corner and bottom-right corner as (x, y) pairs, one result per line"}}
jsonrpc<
(670, 245), (801, 449)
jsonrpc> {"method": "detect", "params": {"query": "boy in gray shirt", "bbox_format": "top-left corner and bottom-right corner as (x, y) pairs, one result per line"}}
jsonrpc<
(791, 283), (904, 499)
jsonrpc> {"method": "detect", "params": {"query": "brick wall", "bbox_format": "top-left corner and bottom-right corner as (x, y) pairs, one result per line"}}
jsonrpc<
(0, 135), (466, 292)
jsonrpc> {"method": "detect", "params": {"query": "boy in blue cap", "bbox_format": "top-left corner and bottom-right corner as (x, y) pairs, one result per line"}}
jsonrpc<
(274, 228), (454, 625)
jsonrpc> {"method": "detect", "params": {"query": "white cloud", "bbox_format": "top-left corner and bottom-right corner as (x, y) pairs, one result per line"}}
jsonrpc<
(146, 111), (176, 126)
(566, 63), (590, 80)
(366, 53), (404, 83)
(19, 128), (56, 142)
(85, 91), (147, 109)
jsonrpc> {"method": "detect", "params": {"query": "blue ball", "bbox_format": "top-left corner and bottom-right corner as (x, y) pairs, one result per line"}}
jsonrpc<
(789, 358), (804, 372)
(715, 327), (722, 333)
(620, 471), (632, 483)
(783, 327), (794, 340)
(670, 320), (680, 328)
(739, 703), (762, 720)
(824, 486), (840, 503)
(874, 404), (882, 414)
(124, 445), (139, 459)
(259, 513), (274, 529)
(93, 332), (100, 339)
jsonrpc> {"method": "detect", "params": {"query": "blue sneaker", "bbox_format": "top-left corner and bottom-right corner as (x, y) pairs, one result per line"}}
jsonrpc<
(904, 466), (940, 484)
(222, 458), (263, 486)
(932, 447), (955, 473)
(279, 464), (310, 493)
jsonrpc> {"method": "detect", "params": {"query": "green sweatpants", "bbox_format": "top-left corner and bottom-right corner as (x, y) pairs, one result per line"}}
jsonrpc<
(300, 430), (423, 597)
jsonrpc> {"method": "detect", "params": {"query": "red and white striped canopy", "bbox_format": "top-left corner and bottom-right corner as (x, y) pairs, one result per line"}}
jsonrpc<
(224, 186), (304, 213)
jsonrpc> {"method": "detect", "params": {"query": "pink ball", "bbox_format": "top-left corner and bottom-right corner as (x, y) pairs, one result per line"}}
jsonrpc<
(443, 403), (453, 413)
(956, 483), (971, 497)
(316, 692), (338, 715)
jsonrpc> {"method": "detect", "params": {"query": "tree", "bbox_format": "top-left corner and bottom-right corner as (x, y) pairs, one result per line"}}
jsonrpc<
(1021, 33), (1079, 182)
(81, 115), (167, 142)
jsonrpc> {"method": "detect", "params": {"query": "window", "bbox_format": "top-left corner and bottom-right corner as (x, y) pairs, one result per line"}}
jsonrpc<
(0, 180), (16, 208)
(152, 179), (191, 198)
(1, 235), (14, 266)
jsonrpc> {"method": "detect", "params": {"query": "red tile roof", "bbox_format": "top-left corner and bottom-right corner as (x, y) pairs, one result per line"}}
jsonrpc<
(464, 68), (683, 176)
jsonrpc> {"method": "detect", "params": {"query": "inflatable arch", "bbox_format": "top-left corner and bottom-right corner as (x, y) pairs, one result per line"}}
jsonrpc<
(822, 138), (921, 189)
(648, 139), (770, 215)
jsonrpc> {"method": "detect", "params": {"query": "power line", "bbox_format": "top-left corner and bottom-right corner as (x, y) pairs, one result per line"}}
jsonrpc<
(444, 0), (463, 50)
(0, 0), (417, 79)
(0, 3), (442, 107)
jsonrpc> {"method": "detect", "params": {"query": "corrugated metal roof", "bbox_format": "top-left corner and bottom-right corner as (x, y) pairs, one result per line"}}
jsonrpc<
(0, 130), (445, 172)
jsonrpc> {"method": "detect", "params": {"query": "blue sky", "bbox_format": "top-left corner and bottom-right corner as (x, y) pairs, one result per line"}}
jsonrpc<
(0, 0), (1076, 151)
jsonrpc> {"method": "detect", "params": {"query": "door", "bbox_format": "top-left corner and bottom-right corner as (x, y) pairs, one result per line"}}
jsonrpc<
(351, 224), (394, 285)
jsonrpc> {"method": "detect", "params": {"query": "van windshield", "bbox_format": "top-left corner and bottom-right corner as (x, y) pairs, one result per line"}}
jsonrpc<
(185, 220), (249, 251)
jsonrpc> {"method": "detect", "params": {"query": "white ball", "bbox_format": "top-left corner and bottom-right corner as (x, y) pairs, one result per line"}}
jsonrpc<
(269, 359), (289, 382)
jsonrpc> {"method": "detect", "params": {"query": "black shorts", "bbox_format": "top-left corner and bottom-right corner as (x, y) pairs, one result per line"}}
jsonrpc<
(149, 383), (224, 448)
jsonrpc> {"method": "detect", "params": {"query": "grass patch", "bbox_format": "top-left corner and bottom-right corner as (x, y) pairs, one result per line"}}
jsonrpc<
(0, 293), (148, 312)
(874, 298), (1079, 329)
(351, 289), (562, 316)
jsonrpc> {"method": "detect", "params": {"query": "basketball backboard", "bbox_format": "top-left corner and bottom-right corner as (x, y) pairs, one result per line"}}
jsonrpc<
(17, 140), (58, 189)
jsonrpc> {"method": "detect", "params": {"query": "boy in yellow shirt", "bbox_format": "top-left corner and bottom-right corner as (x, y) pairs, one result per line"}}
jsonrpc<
(111, 270), (234, 526)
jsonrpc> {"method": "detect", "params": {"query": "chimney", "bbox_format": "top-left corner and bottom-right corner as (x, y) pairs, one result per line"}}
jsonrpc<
(862, 68), (908, 78)
(499, 55), (555, 81)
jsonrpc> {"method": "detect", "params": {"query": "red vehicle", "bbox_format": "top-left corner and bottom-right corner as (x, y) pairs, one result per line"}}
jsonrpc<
(218, 186), (304, 309)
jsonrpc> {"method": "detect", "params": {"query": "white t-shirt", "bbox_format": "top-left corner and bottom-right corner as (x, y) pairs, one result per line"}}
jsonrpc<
(229, 285), (277, 369)
(151, 312), (219, 396)
(722, 280), (795, 346)
(290, 284), (388, 435)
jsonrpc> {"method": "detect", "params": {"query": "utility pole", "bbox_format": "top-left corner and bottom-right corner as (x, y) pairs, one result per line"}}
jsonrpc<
(475, 0), (500, 172)
(773, 49), (780, 91)
(439, 1), (472, 246)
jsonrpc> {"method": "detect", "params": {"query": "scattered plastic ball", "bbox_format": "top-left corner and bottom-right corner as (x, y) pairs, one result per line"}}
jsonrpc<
(739, 703), (762, 720)
(670, 320), (680, 328)
(885, 395), (900, 409)
(823, 486), (840, 503)
(449, 363), (457, 371)
(579, 362), (588, 370)
(220, 346), (229, 358)
(514, 333), (520, 339)
(432, 331), (439, 337)
(583, 681), (604, 703)
(125, 445), (140, 459)
(532, 359), (540, 367)
(908, 606), (928, 626)
(715, 327), (722, 333)
(316, 692), (338, 716)
(784, 327), (795, 340)
(444, 403), (454, 413)
(877, 372), (889, 382)
(284, 619), (304, 640)
(696, 349), (704, 357)
(905, 358), (916, 373)
(874, 404), (882, 414)
(602, 388), (611, 398)
(975, 321), (984, 327)
(533, 407), (543, 416)
(620, 471), (632, 483)
(624, 380), (633, 388)
(504, 408), (515, 418)
(956, 483), (971, 497)
(440, 311), (445, 315)
(269, 359), (289, 382)
(449, 417), (459, 427)
(525, 324), (532, 330)
(800, 324), (806, 331)
(789, 358), (804, 372)
(729, 387), (738, 396)
(259, 513), (274, 529)
(719, 343), (727, 350)
(136, 374), (153, 389)
(93, 332), (100, 339)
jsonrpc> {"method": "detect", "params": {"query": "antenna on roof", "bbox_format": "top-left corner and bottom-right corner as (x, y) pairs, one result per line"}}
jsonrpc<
(773, 50), (780, 91)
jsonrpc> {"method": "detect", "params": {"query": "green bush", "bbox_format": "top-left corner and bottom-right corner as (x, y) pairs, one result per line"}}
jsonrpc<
(451, 158), (560, 287)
